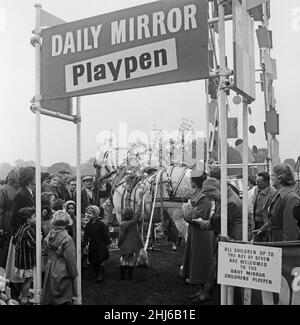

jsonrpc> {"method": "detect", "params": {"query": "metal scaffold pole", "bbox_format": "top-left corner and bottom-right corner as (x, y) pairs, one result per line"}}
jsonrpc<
(34, 3), (42, 305)
(218, 0), (229, 306)
(76, 97), (82, 305)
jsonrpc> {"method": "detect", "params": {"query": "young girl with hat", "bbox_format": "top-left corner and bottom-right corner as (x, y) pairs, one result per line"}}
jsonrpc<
(41, 210), (78, 305)
(83, 206), (111, 283)
(65, 200), (77, 238)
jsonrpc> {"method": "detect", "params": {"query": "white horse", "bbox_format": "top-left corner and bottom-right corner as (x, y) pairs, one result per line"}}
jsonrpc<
(94, 151), (193, 243)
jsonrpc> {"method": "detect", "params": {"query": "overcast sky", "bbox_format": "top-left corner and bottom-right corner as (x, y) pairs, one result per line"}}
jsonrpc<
(0, 0), (300, 167)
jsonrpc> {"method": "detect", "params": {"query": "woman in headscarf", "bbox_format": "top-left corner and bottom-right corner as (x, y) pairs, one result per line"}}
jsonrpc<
(83, 205), (111, 283)
(182, 170), (215, 302)
(0, 169), (19, 273)
(65, 200), (76, 239)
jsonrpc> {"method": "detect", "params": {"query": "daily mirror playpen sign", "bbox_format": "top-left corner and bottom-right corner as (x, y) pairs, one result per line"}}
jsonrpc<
(218, 242), (282, 293)
(41, 0), (209, 100)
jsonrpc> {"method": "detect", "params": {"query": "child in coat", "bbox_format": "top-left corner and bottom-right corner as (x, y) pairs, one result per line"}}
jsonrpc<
(83, 206), (111, 283)
(118, 207), (143, 280)
(41, 210), (78, 305)
(81, 213), (90, 274)
(12, 207), (36, 305)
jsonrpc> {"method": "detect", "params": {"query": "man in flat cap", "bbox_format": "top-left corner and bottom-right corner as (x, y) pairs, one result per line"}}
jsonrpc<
(81, 176), (97, 214)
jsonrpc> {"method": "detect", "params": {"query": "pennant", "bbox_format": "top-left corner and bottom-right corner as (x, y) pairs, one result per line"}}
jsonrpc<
(208, 100), (218, 123)
(246, 0), (269, 11)
(269, 58), (278, 80)
(40, 9), (66, 27)
(266, 111), (279, 135)
(264, 52), (273, 74)
(247, 0), (270, 21)
(227, 118), (238, 139)
(256, 26), (272, 49)
(236, 144), (255, 163)
(271, 138), (280, 166)
(268, 86), (276, 108)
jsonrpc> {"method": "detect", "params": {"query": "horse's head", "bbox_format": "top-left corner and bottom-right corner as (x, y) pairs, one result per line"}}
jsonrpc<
(94, 150), (116, 179)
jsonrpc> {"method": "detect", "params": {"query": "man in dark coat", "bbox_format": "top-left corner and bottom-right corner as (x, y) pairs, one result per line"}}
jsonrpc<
(11, 167), (36, 234)
(56, 170), (71, 201)
(252, 172), (275, 242)
(66, 177), (77, 202)
(81, 176), (97, 213)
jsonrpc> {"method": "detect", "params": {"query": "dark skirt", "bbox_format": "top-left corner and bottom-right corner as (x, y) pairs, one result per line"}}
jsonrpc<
(183, 224), (215, 285)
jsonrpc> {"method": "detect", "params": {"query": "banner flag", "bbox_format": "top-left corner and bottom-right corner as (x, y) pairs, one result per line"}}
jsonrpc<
(250, 242), (300, 305)
(40, 9), (66, 27)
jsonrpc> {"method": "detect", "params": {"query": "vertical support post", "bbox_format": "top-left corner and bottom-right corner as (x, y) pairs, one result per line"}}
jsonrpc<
(205, 79), (210, 172)
(242, 99), (249, 242)
(218, 0), (229, 306)
(149, 149), (152, 166)
(159, 171), (164, 245)
(116, 147), (119, 168)
(262, 2), (273, 173)
(76, 97), (82, 305)
(181, 130), (185, 164)
(242, 99), (252, 305)
(170, 139), (175, 166)
(34, 3), (42, 305)
(159, 137), (163, 167)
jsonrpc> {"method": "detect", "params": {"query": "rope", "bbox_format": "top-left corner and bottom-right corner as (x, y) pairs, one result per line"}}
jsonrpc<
(141, 193), (146, 240)
(144, 170), (162, 250)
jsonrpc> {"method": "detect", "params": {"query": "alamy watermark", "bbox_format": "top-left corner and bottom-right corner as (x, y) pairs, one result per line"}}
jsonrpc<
(0, 8), (6, 32)
(291, 7), (300, 32)
(95, 122), (205, 167)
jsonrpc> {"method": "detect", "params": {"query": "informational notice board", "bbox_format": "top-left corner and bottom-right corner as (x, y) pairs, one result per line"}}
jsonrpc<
(218, 242), (282, 293)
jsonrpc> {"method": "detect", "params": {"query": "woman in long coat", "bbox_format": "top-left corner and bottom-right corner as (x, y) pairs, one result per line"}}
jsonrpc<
(266, 164), (300, 242)
(0, 170), (19, 271)
(182, 170), (215, 299)
(42, 211), (78, 305)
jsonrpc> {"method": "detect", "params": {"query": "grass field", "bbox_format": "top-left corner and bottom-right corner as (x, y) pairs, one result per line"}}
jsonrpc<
(82, 242), (218, 305)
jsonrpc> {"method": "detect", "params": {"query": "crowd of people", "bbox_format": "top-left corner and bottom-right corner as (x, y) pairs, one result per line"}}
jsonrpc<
(181, 164), (300, 304)
(0, 163), (300, 305)
(0, 167), (117, 305)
